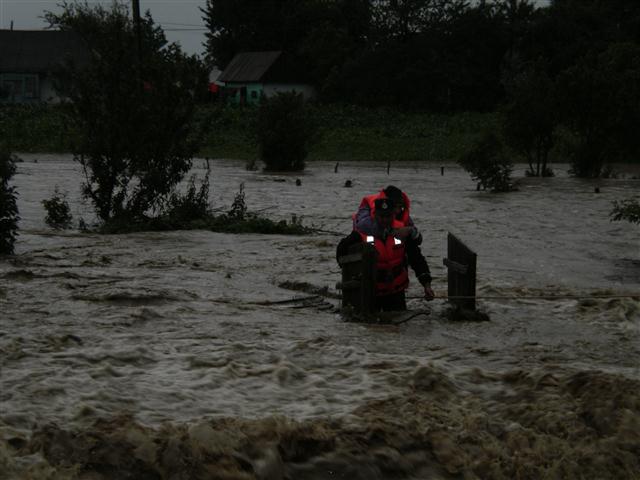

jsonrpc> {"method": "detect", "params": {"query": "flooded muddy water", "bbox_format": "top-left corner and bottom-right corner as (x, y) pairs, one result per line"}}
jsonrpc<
(1, 155), (639, 479)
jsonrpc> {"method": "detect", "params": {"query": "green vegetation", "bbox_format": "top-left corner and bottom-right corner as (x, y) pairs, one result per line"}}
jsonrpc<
(46, 2), (207, 223)
(200, 0), (640, 177)
(0, 104), (74, 152)
(99, 182), (311, 235)
(308, 107), (498, 163)
(5, 0), (640, 183)
(5, 103), (499, 163)
(195, 104), (499, 163)
(458, 132), (514, 193)
(42, 188), (73, 229)
(0, 145), (19, 254)
(257, 92), (317, 171)
(98, 212), (311, 235)
(610, 198), (640, 225)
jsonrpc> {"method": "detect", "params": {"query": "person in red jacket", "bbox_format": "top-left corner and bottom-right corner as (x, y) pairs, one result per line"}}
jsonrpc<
(339, 197), (434, 311)
(353, 185), (422, 244)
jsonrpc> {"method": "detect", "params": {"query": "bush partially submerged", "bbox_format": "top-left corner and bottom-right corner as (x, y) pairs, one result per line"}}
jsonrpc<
(42, 188), (73, 229)
(458, 132), (515, 192)
(0, 147), (19, 254)
(165, 161), (211, 223)
(610, 198), (640, 225)
(257, 92), (317, 172)
(99, 182), (311, 235)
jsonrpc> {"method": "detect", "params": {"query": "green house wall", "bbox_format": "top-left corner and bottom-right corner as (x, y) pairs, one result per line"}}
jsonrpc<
(224, 82), (263, 105)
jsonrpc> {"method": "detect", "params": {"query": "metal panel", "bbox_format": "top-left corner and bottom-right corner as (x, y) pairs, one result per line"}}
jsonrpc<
(444, 233), (477, 311)
(338, 243), (377, 316)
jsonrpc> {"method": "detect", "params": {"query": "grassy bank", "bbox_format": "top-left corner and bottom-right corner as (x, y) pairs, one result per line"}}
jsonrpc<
(198, 104), (500, 162)
(0, 104), (77, 152)
(1, 103), (498, 163)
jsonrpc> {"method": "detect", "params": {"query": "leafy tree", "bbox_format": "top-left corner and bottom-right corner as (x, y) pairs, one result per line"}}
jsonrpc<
(458, 131), (514, 192)
(610, 198), (640, 225)
(502, 64), (556, 176)
(0, 145), (19, 254)
(46, 2), (207, 223)
(256, 92), (317, 171)
(556, 42), (640, 177)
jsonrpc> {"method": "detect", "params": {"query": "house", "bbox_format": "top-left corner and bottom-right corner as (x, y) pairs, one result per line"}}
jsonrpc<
(218, 51), (315, 105)
(0, 30), (88, 104)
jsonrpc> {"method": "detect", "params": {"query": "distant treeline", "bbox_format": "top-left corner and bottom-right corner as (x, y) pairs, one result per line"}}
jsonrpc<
(202, 0), (640, 112)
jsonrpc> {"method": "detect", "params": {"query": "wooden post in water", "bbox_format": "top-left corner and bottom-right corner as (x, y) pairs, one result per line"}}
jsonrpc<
(443, 233), (477, 311)
(337, 242), (376, 316)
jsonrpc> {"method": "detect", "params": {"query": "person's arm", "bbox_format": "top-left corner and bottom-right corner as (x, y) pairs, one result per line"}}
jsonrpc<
(354, 205), (377, 235)
(405, 237), (434, 300)
(402, 215), (422, 244)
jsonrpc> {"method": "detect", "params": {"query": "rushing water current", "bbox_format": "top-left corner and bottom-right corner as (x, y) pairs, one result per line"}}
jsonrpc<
(1, 155), (639, 479)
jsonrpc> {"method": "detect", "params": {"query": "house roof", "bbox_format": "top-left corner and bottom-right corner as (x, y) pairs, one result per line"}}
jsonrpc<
(0, 30), (88, 74)
(219, 51), (282, 83)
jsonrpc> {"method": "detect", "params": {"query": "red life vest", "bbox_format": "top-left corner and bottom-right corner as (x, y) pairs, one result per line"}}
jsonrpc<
(355, 190), (411, 226)
(358, 229), (409, 296)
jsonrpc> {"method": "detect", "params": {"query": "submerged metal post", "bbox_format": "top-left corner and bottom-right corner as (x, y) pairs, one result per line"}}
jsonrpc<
(337, 243), (377, 316)
(443, 232), (477, 311)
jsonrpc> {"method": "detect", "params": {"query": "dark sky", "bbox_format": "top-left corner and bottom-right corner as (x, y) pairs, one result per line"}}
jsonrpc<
(1, 0), (551, 58)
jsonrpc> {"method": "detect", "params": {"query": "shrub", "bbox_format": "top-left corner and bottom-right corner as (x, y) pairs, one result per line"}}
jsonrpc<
(257, 92), (317, 171)
(228, 183), (247, 220)
(610, 198), (640, 225)
(0, 147), (19, 254)
(165, 160), (211, 223)
(42, 188), (73, 229)
(458, 132), (514, 192)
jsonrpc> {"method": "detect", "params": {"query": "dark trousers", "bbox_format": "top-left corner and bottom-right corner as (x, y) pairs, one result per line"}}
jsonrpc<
(375, 291), (407, 312)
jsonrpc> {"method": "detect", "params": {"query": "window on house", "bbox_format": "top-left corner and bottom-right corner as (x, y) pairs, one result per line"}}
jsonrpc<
(251, 90), (258, 99)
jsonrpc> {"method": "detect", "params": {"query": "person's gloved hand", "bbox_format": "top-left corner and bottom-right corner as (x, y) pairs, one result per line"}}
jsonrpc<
(392, 226), (415, 239)
(423, 285), (435, 301)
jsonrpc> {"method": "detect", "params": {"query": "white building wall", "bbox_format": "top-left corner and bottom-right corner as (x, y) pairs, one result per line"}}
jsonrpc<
(40, 76), (61, 103)
(263, 83), (316, 100)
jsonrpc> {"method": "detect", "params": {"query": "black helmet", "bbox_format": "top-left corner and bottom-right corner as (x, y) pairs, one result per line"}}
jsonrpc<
(383, 185), (404, 205)
(374, 197), (395, 215)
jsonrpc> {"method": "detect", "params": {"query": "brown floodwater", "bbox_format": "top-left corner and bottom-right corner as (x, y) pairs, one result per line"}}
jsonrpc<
(1, 155), (639, 479)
